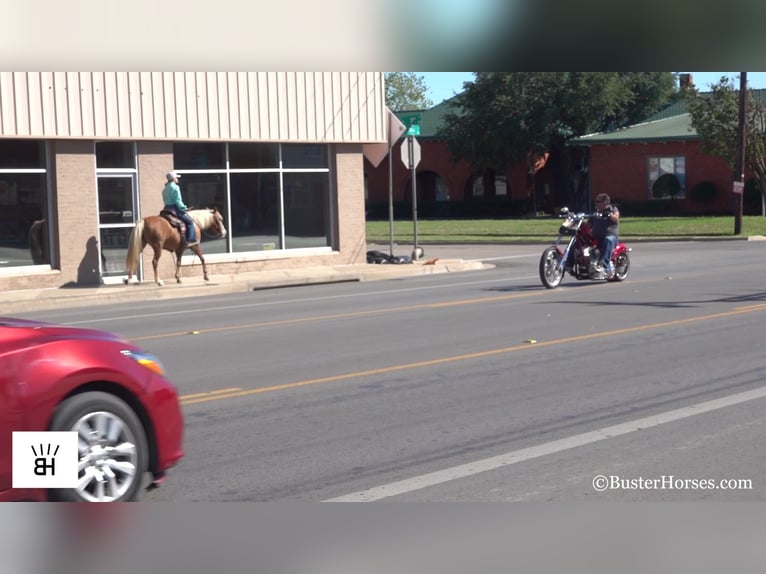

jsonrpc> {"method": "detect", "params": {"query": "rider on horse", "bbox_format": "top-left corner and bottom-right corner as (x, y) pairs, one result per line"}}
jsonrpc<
(162, 172), (198, 246)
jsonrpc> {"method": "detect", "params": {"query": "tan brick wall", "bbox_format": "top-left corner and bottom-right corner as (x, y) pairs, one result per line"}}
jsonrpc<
(136, 142), (176, 282)
(53, 141), (100, 286)
(335, 144), (367, 265)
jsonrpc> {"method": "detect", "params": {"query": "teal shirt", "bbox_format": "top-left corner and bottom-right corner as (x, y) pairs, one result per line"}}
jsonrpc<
(162, 181), (188, 211)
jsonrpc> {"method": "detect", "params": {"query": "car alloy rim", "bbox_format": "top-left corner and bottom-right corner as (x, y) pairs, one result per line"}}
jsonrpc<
(73, 411), (139, 502)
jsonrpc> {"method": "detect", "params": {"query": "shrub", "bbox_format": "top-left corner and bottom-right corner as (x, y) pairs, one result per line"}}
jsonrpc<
(652, 173), (682, 199)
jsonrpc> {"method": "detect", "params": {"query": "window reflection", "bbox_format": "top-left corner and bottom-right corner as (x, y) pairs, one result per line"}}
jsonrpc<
(0, 172), (48, 267)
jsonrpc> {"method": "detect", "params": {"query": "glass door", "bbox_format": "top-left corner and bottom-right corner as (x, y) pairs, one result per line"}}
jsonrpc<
(97, 174), (137, 284)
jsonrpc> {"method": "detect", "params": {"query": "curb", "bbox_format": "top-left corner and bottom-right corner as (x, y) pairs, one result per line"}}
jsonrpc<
(1, 260), (491, 315)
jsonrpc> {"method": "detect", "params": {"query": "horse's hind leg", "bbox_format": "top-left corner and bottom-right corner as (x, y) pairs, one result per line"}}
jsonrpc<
(175, 249), (184, 283)
(152, 245), (164, 286)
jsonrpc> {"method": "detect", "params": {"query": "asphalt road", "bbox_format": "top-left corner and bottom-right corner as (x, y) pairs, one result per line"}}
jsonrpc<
(15, 241), (766, 501)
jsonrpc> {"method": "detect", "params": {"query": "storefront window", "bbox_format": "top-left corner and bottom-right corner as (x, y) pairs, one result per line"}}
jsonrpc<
(283, 173), (331, 249)
(173, 143), (225, 169)
(173, 142), (332, 256)
(230, 143), (278, 169)
(96, 142), (135, 169)
(179, 173), (228, 255)
(230, 172), (281, 251)
(0, 140), (48, 267)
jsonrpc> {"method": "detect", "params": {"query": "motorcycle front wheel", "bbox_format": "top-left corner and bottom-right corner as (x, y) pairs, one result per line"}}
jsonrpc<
(609, 251), (630, 282)
(539, 247), (564, 289)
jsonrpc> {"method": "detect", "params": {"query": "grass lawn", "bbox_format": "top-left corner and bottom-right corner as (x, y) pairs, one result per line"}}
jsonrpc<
(366, 216), (766, 244)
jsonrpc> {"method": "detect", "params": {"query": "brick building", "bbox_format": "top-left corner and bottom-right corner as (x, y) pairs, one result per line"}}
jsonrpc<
(366, 86), (752, 219)
(0, 72), (387, 292)
(570, 111), (736, 214)
(364, 100), (549, 219)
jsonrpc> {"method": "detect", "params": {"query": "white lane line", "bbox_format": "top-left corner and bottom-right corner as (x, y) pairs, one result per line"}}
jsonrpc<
(324, 385), (766, 501)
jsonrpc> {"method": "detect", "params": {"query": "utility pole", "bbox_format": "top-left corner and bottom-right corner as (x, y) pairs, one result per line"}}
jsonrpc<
(734, 72), (747, 235)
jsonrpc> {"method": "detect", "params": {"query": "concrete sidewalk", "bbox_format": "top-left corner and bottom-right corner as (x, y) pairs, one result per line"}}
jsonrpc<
(1, 254), (492, 314)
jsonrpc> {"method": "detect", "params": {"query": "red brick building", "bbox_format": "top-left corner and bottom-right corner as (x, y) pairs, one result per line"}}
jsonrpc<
(366, 93), (750, 218)
(363, 100), (550, 218)
(571, 112), (737, 214)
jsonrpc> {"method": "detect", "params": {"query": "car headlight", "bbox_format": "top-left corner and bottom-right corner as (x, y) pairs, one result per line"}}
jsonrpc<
(121, 350), (166, 376)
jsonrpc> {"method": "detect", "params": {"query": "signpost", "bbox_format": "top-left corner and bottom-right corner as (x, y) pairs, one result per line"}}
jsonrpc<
(400, 135), (422, 258)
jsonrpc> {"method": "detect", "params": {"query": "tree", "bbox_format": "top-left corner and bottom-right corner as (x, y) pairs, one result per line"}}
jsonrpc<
(437, 72), (677, 206)
(385, 73), (433, 111)
(686, 76), (766, 216)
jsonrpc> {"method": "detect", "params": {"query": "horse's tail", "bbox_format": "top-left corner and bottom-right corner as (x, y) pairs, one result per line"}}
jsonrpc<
(28, 220), (45, 264)
(125, 219), (145, 276)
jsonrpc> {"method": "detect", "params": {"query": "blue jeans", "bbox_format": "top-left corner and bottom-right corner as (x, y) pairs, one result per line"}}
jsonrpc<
(164, 206), (196, 242)
(599, 234), (617, 266)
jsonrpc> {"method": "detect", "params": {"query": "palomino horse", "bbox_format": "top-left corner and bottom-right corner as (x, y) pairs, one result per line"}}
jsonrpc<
(123, 208), (227, 286)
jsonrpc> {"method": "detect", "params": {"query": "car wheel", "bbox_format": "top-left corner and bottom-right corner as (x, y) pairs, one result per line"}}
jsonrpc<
(49, 391), (149, 502)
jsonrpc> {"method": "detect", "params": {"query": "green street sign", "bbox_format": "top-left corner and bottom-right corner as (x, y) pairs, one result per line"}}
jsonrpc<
(401, 113), (421, 136)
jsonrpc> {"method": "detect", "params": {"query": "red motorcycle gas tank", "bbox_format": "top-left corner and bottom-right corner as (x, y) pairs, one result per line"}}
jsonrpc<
(578, 220), (598, 246)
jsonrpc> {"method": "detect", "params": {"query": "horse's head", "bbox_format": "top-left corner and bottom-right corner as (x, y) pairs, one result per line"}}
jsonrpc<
(209, 208), (227, 239)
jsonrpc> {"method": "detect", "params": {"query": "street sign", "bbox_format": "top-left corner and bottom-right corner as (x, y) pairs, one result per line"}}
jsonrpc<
(733, 181), (744, 194)
(400, 136), (421, 169)
(400, 113), (422, 136)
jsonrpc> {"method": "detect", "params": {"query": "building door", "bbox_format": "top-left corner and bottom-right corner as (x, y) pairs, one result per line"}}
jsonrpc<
(97, 174), (138, 284)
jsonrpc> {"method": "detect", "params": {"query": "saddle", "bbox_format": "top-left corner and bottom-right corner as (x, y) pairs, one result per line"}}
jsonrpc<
(160, 209), (187, 241)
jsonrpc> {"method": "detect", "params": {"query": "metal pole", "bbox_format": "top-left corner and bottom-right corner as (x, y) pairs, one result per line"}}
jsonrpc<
(409, 136), (419, 253)
(735, 72), (747, 235)
(388, 139), (394, 256)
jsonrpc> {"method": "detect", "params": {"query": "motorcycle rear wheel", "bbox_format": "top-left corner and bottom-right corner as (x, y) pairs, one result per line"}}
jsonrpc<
(539, 247), (564, 289)
(609, 251), (630, 282)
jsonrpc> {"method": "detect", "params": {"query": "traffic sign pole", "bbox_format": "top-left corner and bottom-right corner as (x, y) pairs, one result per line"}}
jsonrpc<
(409, 136), (419, 254)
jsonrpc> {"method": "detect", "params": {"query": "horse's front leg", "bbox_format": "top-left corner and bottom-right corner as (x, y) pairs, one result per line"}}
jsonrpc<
(152, 246), (164, 286)
(189, 245), (209, 281)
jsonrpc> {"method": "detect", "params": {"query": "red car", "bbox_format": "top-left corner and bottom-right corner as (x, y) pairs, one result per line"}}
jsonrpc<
(0, 317), (184, 502)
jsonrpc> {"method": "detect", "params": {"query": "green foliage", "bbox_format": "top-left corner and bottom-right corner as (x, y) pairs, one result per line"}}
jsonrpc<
(686, 76), (766, 214)
(385, 73), (433, 111)
(436, 72), (677, 173)
(652, 173), (682, 199)
(689, 181), (717, 202)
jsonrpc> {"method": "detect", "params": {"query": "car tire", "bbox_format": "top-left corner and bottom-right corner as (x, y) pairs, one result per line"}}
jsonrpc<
(49, 391), (149, 502)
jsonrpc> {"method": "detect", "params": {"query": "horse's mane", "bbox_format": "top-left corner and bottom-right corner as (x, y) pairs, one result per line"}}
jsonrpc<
(188, 208), (218, 229)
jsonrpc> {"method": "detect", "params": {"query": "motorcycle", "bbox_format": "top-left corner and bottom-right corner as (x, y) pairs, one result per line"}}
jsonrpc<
(539, 207), (631, 289)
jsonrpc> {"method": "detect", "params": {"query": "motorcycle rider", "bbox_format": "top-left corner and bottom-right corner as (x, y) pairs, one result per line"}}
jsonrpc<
(590, 193), (620, 277)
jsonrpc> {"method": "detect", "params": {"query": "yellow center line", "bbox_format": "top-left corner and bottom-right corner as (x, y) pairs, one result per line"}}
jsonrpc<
(180, 387), (242, 400)
(179, 303), (766, 406)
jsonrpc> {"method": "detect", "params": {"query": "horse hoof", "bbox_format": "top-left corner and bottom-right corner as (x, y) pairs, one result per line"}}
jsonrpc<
(157, 280), (164, 286)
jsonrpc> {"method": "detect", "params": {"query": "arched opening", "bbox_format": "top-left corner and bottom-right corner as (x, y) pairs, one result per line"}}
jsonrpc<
(403, 170), (449, 202)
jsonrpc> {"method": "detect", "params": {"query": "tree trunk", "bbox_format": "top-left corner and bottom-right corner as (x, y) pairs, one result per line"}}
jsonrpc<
(757, 173), (766, 217)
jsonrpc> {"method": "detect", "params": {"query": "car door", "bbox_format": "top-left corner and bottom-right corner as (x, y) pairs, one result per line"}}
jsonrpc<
(0, 362), (15, 491)
(0, 345), (24, 493)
